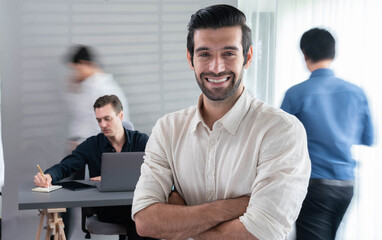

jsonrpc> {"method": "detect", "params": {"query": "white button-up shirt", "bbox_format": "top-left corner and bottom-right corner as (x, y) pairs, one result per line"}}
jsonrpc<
(132, 90), (310, 240)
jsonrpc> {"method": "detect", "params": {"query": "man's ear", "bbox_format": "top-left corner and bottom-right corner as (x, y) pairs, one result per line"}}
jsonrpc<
(186, 50), (195, 70)
(118, 111), (124, 121)
(302, 51), (309, 61)
(244, 45), (253, 69)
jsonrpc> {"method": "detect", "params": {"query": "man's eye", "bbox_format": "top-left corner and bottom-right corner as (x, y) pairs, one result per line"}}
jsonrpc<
(224, 52), (235, 56)
(199, 53), (210, 57)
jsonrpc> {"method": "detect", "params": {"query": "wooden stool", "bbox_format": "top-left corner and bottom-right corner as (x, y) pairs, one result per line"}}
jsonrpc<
(36, 208), (66, 240)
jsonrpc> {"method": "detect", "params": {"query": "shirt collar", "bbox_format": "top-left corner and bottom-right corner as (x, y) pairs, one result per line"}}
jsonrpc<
(102, 126), (130, 149)
(190, 95), (205, 133)
(310, 68), (334, 79)
(220, 90), (252, 135)
(190, 90), (252, 135)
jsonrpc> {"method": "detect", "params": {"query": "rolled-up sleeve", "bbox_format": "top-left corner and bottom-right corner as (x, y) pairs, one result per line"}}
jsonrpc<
(132, 119), (174, 219)
(239, 116), (311, 240)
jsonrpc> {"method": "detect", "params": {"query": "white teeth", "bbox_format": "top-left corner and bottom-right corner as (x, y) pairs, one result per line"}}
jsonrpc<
(207, 77), (228, 83)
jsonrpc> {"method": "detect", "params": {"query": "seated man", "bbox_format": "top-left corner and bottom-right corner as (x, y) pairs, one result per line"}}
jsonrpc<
(34, 94), (148, 240)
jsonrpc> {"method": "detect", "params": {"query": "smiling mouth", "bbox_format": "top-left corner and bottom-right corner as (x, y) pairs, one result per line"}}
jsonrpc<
(206, 77), (229, 83)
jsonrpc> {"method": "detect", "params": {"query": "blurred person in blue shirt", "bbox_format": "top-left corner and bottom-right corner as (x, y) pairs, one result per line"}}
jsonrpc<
(281, 28), (374, 240)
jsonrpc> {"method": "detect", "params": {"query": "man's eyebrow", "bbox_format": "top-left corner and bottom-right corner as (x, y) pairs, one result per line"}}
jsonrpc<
(223, 46), (240, 51)
(195, 46), (240, 52)
(96, 116), (111, 120)
(195, 47), (210, 53)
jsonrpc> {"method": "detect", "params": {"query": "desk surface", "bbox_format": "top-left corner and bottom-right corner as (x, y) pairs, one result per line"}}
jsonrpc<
(19, 181), (134, 210)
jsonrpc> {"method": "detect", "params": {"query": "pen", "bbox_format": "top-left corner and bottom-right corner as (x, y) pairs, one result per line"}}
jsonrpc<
(37, 164), (47, 184)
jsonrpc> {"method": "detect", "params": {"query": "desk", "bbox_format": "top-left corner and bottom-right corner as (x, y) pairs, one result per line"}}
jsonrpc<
(19, 181), (134, 210)
(19, 181), (134, 239)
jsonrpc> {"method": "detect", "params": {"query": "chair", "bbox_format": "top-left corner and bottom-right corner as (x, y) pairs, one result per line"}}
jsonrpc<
(81, 207), (127, 239)
(81, 119), (135, 239)
(122, 120), (134, 131)
(78, 166), (128, 239)
(60, 161), (128, 239)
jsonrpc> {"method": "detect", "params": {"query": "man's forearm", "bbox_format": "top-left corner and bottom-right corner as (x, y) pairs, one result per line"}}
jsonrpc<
(194, 219), (259, 240)
(134, 196), (249, 239)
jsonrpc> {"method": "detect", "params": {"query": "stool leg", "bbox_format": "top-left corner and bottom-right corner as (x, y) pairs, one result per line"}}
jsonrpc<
(58, 218), (66, 240)
(35, 209), (45, 240)
(39, 209), (67, 240)
(53, 213), (59, 240)
(50, 210), (66, 240)
(45, 212), (52, 240)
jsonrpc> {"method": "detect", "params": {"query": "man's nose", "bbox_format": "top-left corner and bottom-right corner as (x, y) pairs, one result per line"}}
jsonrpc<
(208, 56), (225, 73)
(99, 120), (107, 128)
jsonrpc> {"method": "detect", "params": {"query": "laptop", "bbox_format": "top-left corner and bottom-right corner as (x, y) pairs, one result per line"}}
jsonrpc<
(96, 152), (145, 192)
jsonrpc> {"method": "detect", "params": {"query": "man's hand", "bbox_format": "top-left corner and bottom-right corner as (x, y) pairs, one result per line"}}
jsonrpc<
(168, 190), (186, 206)
(90, 176), (101, 181)
(34, 173), (52, 188)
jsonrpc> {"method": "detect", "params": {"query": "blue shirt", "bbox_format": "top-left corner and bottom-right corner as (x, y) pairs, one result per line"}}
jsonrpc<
(281, 68), (374, 180)
(46, 127), (149, 183)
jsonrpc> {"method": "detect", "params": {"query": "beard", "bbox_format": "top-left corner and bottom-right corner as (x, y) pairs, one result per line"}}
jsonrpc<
(195, 69), (243, 101)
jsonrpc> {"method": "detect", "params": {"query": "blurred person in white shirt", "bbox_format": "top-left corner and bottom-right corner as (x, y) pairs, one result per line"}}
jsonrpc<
(65, 45), (129, 150)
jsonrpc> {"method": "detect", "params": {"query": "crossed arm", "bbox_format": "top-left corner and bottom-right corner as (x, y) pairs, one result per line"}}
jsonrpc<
(134, 191), (258, 240)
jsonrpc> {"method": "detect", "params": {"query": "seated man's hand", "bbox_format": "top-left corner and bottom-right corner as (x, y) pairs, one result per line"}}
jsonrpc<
(168, 190), (186, 206)
(90, 176), (101, 181)
(34, 173), (52, 188)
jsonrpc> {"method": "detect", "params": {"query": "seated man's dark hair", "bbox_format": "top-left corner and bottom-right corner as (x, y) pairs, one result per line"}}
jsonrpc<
(187, 4), (252, 65)
(67, 45), (95, 64)
(300, 28), (335, 62)
(93, 95), (123, 114)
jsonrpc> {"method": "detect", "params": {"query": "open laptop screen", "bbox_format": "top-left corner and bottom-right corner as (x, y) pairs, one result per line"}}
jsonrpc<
(98, 152), (145, 192)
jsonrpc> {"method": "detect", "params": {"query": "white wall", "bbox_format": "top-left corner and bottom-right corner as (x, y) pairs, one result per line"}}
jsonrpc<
(0, 0), (237, 239)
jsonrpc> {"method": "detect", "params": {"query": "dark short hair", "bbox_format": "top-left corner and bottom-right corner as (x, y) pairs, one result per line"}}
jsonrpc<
(187, 4), (252, 65)
(93, 95), (123, 114)
(67, 45), (95, 64)
(300, 28), (335, 62)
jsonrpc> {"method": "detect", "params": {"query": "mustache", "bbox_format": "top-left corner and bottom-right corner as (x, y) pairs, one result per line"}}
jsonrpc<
(200, 71), (234, 78)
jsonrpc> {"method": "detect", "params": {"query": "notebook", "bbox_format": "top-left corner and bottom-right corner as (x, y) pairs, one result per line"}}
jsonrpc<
(32, 185), (62, 193)
(97, 152), (145, 192)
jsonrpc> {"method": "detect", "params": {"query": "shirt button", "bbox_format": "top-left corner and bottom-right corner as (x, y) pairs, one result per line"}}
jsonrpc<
(208, 174), (213, 179)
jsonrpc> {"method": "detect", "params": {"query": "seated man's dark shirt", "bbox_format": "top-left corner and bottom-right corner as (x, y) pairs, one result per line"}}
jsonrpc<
(45, 127), (149, 183)
(44, 127), (149, 238)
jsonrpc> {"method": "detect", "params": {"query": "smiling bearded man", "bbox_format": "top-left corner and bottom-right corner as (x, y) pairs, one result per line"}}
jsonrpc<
(132, 5), (311, 240)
